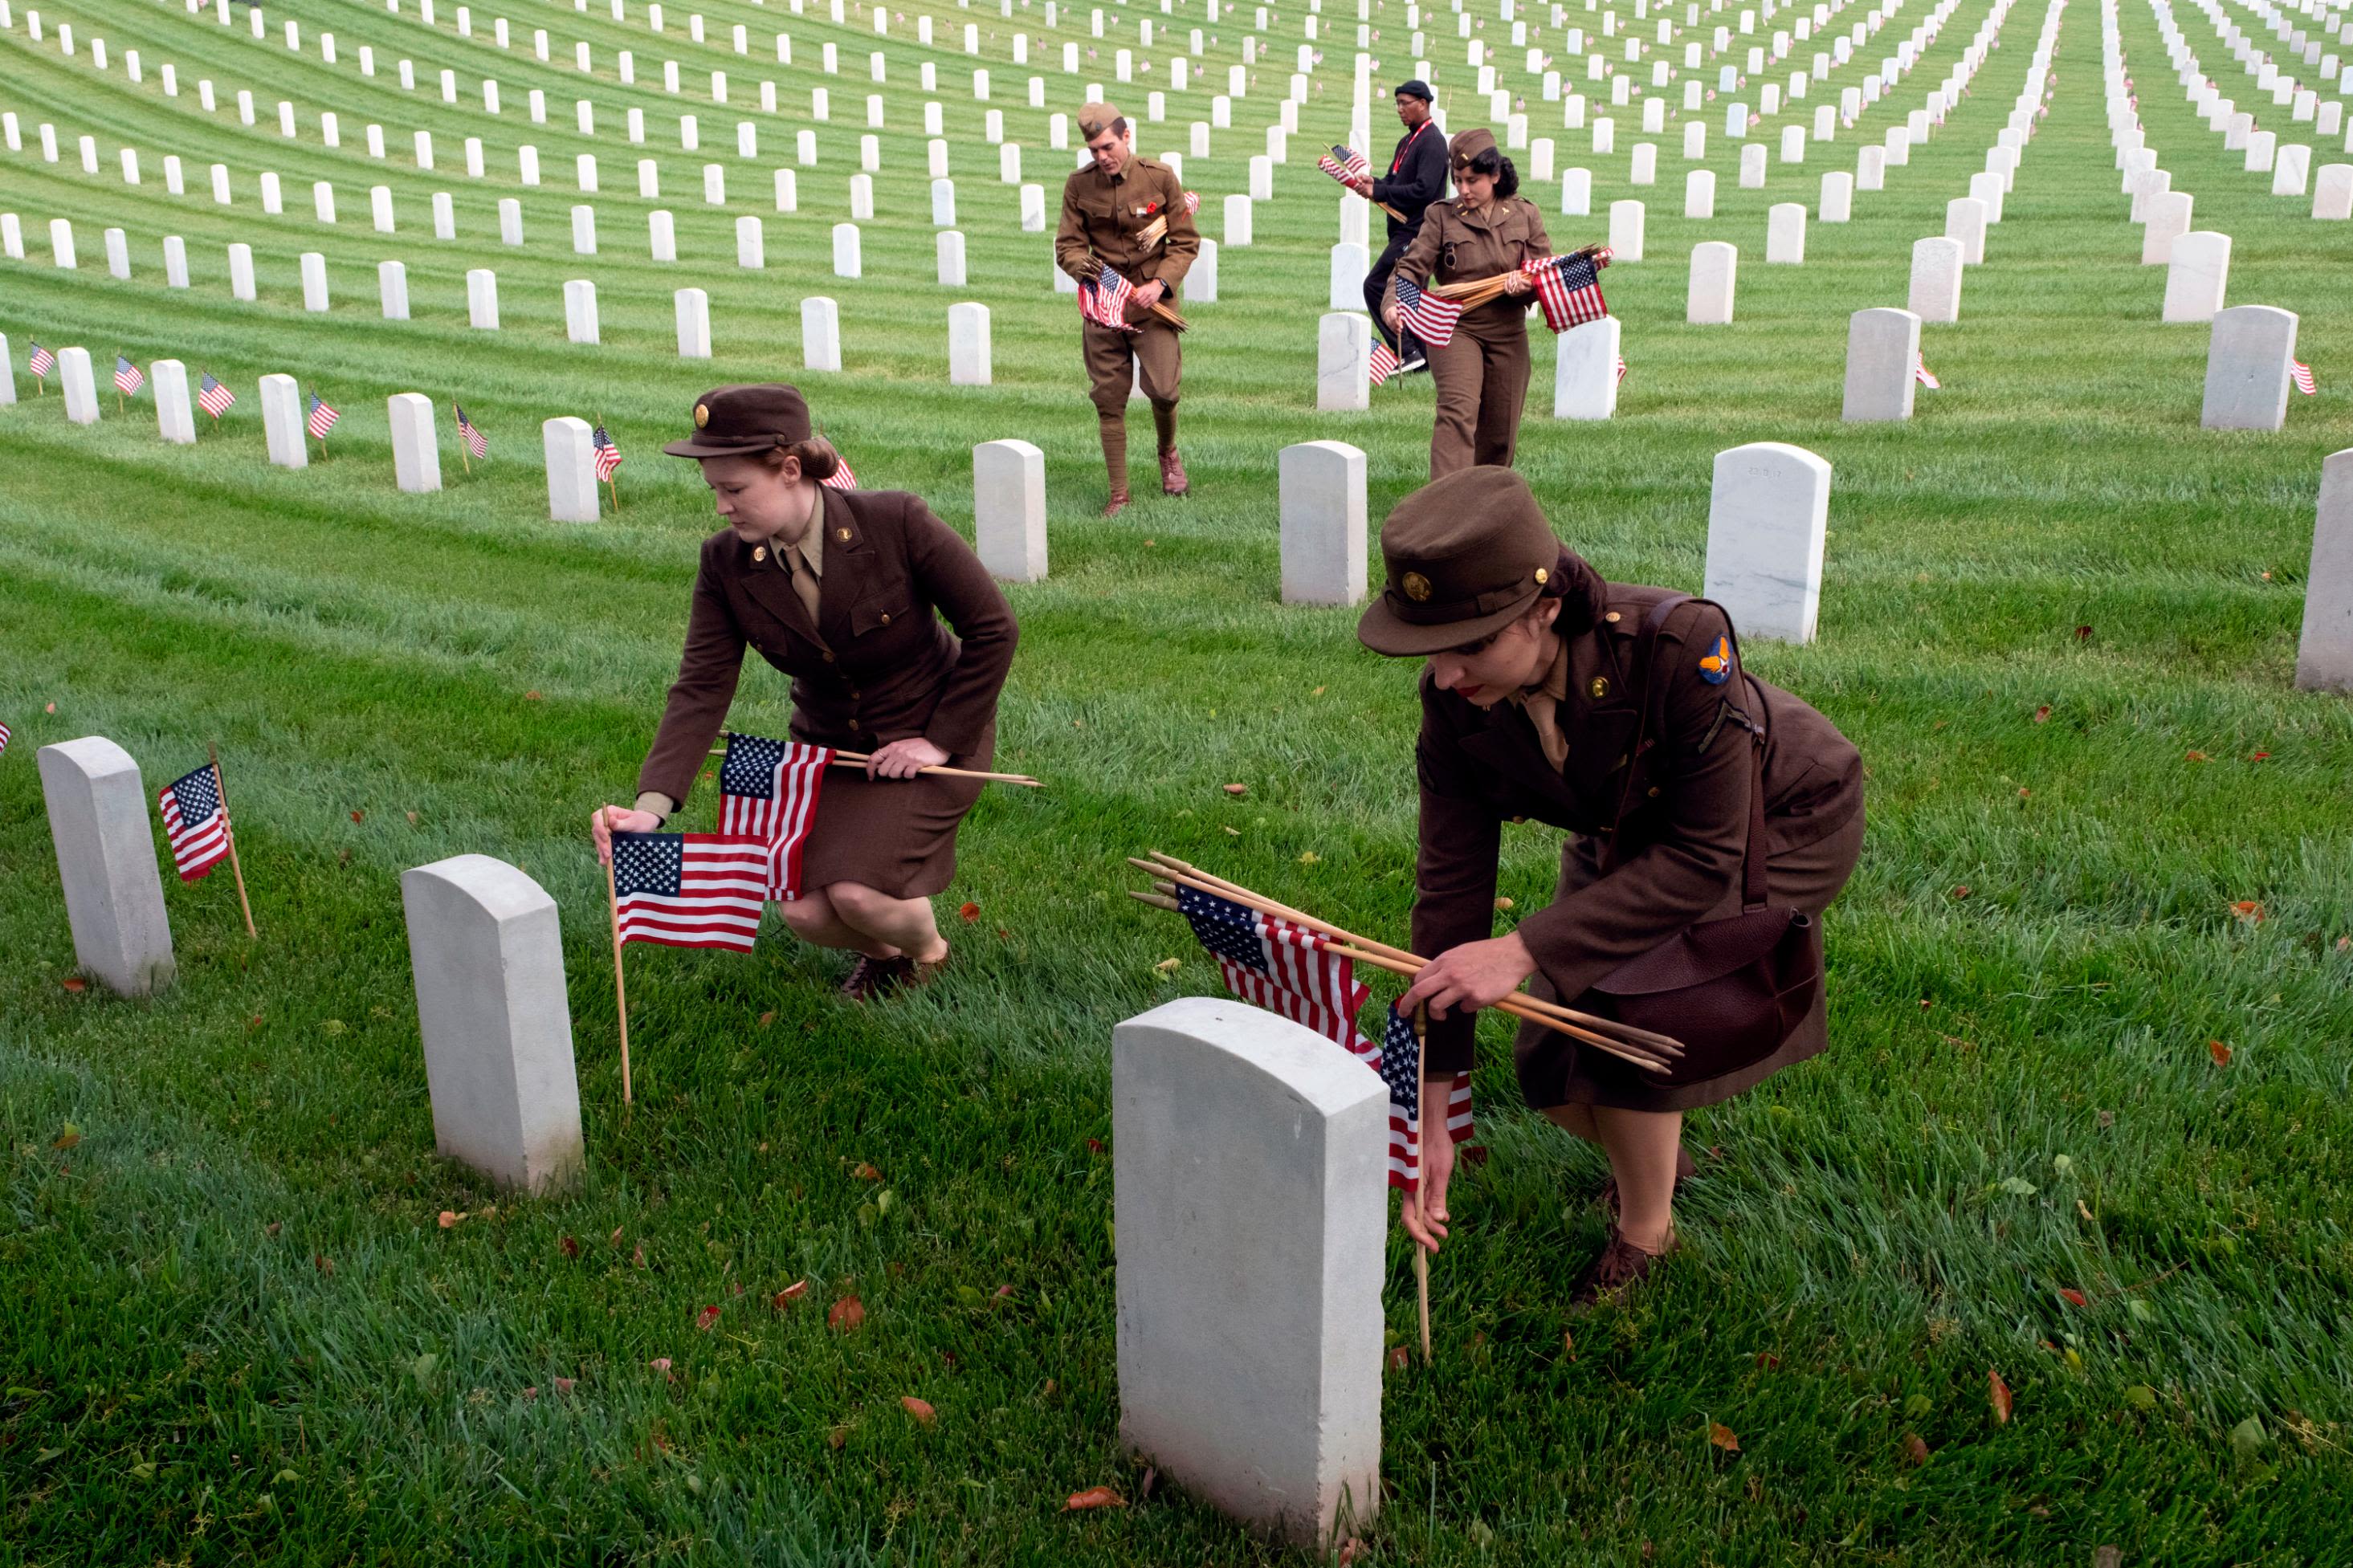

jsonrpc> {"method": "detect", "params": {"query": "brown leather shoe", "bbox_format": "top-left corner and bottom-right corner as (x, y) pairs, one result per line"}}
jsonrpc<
(1159, 448), (1189, 496)
(1599, 1143), (1699, 1217)
(1568, 1226), (1678, 1306)
(1101, 489), (1131, 519)
(840, 953), (915, 1002)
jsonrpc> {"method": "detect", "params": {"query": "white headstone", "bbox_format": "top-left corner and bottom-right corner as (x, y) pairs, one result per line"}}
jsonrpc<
(949, 302), (993, 386)
(543, 416), (602, 522)
(1113, 998), (1384, 1549)
(400, 856), (585, 1194)
(1552, 316), (1622, 421)
(1944, 196), (1988, 264)
(1225, 193), (1254, 244)
(2293, 449), (2353, 691)
(259, 373), (308, 466)
(1685, 169), (1717, 218)
(229, 243), (258, 302)
(2201, 304), (2300, 432)
(59, 347), (98, 425)
(380, 259), (410, 320)
(38, 737), (176, 996)
(1329, 242), (1370, 311)
(564, 279), (600, 344)
(296, 251), (329, 312)
(1703, 441), (1833, 644)
(1278, 441), (1368, 603)
(1687, 241), (1739, 323)
(152, 358), (194, 443)
(1739, 142), (1768, 187)
(2162, 231), (2232, 324)
(650, 210), (678, 262)
(2143, 191), (2192, 264)
(467, 268), (500, 329)
(1766, 202), (1807, 263)
(1190, 237), (1221, 303)
(104, 227), (130, 279)
(1820, 170), (1853, 222)
(973, 438), (1049, 582)
(1842, 307), (1922, 423)
(834, 222), (862, 276)
(389, 393), (442, 493)
(737, 214), (765, 267)
(1562, 168), (1593, 215)
(1315, 312), (1372, 412)
(1907, 236), (1963, 323)
(675, 287), (712, 357)
(48, 218), (76, 270)
(1608, 198), (1646, 260)
(803, 295), (843, 371)
(2315, 164), (2353, 221)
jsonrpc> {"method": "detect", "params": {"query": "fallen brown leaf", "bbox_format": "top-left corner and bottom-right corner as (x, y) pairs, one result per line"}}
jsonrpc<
(560, 1233), (581, 1258)
(1988, 1366), (2013, 1424)
(959, 901), (981, 921)
(827, 1424), (850, 1449)
(1221, 783), (1247, 796)
(1064, 1485), (1126, 1511)
(829, 1295), (865, 1331)
(60, 976), (88, 994)
(45, 702), (56, 712)
(2061, 1287), (2088, 1306)
(2185, 750), (2212, 762)
(774, 1281), (809, 1309)
(2208, 1039), (2233, 1068)
(314, 1254), (334, 1276)
(1754, 1352), (1781, 1370)
(438, 1210), (461, 1229)
(610, 1226), (624, 1248)
(631, 1241), (646, 1269)
(553, 1377), (577, 1395)
(1386, 1346), (1410, 1372)
(2033, 706), (2051, 724)
(1708, 1423), (1740, 1453)
(2232, 900), (2265, 924)
(901, 1395), (936, 1424)
(266, 1221), (282, 1238)
(2074, 625), (2093, 641)
(1950, 885), (1972, 899)
(51, 1125), (82, 1151)
(853, 1162), (883, 1182)
(758, 1011), (777, 1028)
(695, 1305), (721, 1332)
(1902, 1432), (1931, 1466)
(1086, 1138), (1106, 1155)
(350, 809), (365, 824)
(649, 1357), (673, 1376)
(524, 690), (543, 701)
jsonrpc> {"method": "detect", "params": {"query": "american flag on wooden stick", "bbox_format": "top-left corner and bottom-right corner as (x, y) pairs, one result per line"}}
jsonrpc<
(114, 356), (145, 396)
(718, 731), (834, 901)
(2291, 358), (2316, 396)
(1079, 259), (1139, 333)
(157, 764), (231, 882)
(1368, 339), (1400, 388)
(1521, 248), (1612, 332)
(1617, 355), (1630, 384)
(28, 343), (55, 381)
(1915, 354), (1942, 389)
(455, 403), (488, 458)
(0, 721), (12, 755)
(593, 422), (624, 479)
(197, 373), (236, 417)
(1378, 1004), (1423, 1191)
(1395, 275), (1462, 350)
(1177, 885), (1370, 1049)
(821, 454), (859, 491)
(610, 832), (768, 951)
(305, 393), (340, 439)
(1317, 143), (1373, 187)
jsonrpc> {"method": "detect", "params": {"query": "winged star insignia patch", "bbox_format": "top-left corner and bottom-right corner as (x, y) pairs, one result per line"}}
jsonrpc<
(1698, 635), (1733, 685)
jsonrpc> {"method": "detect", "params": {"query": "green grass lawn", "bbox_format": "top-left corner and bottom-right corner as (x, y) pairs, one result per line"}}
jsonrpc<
(5, 0), (2353, 1561)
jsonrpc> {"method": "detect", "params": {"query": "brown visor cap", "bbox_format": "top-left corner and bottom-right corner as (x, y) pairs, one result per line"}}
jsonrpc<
(661, 383), (814, 458)
(1358, 466), (1563, 657)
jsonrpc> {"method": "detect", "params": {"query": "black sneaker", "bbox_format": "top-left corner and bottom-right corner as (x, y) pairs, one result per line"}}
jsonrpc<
(1397, 350), (1429, 375)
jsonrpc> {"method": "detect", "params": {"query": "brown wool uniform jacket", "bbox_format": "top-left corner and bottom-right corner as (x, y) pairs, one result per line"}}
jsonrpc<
(1054, 153), (1201, 294)
(1412, 588), (1862, 1076)
(635, 488), (1017, 808)
(1388, 193), (1553, 319)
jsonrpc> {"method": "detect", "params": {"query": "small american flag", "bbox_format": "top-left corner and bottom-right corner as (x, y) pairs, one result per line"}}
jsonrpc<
(28, 342), (56, 380)
(821, 454), (859, 491)
(1377, 1004), (1422, 1192)
(1395, 275), (1462, 350)
(1368, 339), (1400, 388)
(1181, 189), (1201, 215)
(1177, 884), (1369, 1049)
(2291, 358), (2316, 397)
(198, 373), (236, 417)
(610, 832), (769, 951)
(1317, 143), (1373, 189)
(593, 422), (624, 480)
(1915, 353), (1941, 390)
(1080, 259), (1139, 333)
(114, 356), (145, 396)
(0, 721), (12, 755)
(455, 402), (488, 458)
(1522, 248), (1612, 332)
(306, 393), (340, 439)
(718, 731), (834, 901)
(157, 763), (232, 882)
(1617, 355), (1630, 384)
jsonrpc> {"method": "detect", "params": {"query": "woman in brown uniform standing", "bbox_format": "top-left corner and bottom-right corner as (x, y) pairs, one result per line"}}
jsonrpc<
(1364, 469), (1865, 1302)
(589, 385), (1018, 1000)
(1382, 128), (1552, 479)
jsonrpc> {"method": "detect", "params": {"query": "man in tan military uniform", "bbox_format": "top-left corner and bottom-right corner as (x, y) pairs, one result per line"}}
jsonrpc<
(1054, 100), (1199, 516)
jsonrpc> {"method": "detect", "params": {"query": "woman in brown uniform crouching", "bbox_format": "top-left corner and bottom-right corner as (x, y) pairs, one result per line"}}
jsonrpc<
(1383, 127), (1551, 480)
(589, 385), (1018, 1000)
(1368, 469), (1865, 1302)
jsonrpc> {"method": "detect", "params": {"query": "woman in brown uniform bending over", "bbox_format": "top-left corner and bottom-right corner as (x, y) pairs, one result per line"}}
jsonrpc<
(589, 385), (1018, 1000)
(1365, 469), (1865, 1302)
(1382, 128), (1551, 479)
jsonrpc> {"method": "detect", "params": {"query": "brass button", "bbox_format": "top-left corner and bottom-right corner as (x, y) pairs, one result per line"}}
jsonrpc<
(850, 690), (861, 699)
(848, 719), (861, 731)
(822, 651), (835, 663)
(752, 544), (767, 563)
(1589, 676), (1610, 700)
(836, 527), (851, 543)
(1648, 786), (1661, 797)
(879, 613), (891, 625)
(1605, 610), (1622, 624)
(1509, 814), (1527, 825)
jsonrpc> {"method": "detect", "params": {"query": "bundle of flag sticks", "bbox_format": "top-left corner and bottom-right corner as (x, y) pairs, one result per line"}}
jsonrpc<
(1089, 248), (1190, 332)
(1128, 852), (1684, 1074)
(704, 743), (1043, 787)
(1427, 242), (1613, 309)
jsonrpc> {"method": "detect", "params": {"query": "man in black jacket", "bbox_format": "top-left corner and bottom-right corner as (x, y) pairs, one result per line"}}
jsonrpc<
(1356, 80), (1450, 373)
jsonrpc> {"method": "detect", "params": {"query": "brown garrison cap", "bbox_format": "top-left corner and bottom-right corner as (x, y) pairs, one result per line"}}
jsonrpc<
(662, 384), (814, 458)
(1358, 468), (1563, 657)
(1077, 100), (1124, 140)
(1449, 126), (1500, 169)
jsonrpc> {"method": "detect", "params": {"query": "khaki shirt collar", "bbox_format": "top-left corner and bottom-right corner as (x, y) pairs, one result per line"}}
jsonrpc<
(764, 487), (824, 577)
(1507, 633), (1570, 711)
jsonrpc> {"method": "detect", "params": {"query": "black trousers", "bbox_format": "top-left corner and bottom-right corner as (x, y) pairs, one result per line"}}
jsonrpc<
(1364, 233), (1413, 355)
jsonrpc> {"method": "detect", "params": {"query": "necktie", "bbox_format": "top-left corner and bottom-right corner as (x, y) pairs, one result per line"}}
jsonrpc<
(1522, 688), (1568, 770)
(785, 544), (821, 624)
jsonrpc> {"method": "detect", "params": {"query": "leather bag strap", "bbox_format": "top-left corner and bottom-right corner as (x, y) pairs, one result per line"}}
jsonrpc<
(1603, 596), (1770, 913)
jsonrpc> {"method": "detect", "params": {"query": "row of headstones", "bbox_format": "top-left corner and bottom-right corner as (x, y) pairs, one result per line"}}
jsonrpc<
(30, 729), (1379, 1545)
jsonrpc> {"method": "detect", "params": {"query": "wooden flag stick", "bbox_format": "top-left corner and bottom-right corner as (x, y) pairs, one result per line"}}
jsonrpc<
(600, 807), (634, 1106)
(206, 743), (258, 940)
(706, 743), (1044, 787)
(454, 402), (470, 475)
(1413, 1001), (1433, 1363)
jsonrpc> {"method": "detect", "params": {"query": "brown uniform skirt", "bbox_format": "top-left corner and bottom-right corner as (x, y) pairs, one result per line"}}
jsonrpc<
(795, 725), (993, 901)
(1514, 804), (1866, 1113)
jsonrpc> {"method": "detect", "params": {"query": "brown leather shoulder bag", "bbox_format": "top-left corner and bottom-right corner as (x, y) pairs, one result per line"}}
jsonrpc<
(1571, 597), (1823, 1085)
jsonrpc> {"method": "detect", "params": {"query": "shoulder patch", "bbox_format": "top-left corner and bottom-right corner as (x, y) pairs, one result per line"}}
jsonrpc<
(1697, 634), (1734, 686)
